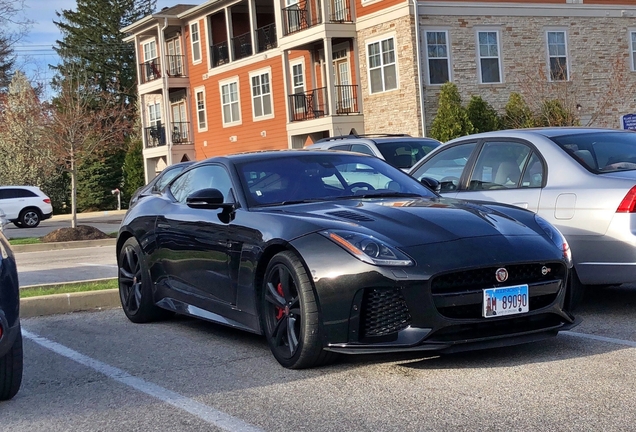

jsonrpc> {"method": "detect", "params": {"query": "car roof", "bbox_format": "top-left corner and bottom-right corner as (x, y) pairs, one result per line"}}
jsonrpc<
(201, 149), (376, 164)
(0, 185), (42, 190)
(447, 127), (634, 143)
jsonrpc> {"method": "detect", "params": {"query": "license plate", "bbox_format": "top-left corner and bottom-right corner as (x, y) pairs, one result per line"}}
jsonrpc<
(482, 284), (529, 318)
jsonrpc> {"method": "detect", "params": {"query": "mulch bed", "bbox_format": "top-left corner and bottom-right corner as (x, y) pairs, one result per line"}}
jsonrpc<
(41, 225), (112, 243)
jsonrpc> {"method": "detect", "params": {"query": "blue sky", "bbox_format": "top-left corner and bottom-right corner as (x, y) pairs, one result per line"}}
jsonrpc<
(13, 0), (175, 96)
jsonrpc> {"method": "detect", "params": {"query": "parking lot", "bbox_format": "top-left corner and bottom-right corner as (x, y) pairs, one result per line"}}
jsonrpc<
(1, 284), (636, 431)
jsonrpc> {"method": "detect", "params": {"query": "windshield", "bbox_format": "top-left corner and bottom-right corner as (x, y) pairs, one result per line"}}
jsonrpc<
(375, 140), (439, 169)
(237, 153), (436, 207)
(549, 131), (636, 173)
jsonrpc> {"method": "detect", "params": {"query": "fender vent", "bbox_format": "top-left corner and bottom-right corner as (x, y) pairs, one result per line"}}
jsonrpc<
(327, 210), (374, 222)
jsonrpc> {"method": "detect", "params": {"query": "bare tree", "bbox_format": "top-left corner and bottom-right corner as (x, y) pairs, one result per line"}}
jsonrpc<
(0, 71), (54, 185)
(44, 77), (132, 228)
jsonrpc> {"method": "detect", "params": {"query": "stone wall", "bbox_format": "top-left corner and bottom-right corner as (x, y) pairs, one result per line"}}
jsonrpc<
(421, 15), (636, 132)
(357, 15), (423, 136)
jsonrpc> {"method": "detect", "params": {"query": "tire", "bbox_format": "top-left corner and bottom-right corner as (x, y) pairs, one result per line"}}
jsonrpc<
(19, 208), (41, 228)
(0, 325), (23, 401)
(12, 221), (23, 228)
(118, 237), (171, 323)
(261, 251), (337, 369)
(564, 267), (585, 313)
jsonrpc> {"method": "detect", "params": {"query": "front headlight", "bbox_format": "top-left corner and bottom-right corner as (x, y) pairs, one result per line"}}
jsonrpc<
(320, 230), (413, 266)
(535, 215), (572, 266)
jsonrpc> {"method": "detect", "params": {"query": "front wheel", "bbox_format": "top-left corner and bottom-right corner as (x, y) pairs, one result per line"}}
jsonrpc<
(261, 251), (337, 369)
(19, 209), (41, 228)
(118, 237), (171, 323)
(0, 325), (23, 401)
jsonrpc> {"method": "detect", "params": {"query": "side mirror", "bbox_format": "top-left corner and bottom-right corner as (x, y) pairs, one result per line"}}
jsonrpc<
(186, 188), (233, 210)
(420, 177), (441, 193)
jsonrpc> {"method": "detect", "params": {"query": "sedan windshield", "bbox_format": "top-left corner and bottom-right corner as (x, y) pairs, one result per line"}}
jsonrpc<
(550, 131), (636, 173)
(237, 153), (436, 207)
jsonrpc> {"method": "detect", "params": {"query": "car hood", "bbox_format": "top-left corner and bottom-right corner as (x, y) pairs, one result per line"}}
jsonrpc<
(261, 196), (542, 248)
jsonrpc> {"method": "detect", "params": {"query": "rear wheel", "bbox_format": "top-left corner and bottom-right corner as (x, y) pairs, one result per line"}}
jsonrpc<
(261, 251), (337, 369)
(0, 325), (23, 401)
(19, 209), (41, 228)
(118, 237), (171, 323)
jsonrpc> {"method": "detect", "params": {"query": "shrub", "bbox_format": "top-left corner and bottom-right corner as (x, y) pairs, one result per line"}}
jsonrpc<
(466, 95), (500, 133)
(430, 82), (474, 142)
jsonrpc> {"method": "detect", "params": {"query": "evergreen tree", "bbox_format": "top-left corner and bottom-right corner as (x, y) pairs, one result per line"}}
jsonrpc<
(77, 147), (126, 211)
(0, 34), (15, 92)
(52, 0), (156, 100)
(121, 139), (145, 206)
(502, 92), (535, 129)
(429, 82), (474, 142)
(466, 95), (500, 133)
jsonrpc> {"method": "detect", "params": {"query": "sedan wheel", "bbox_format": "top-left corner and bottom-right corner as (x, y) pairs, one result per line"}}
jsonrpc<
(0, 325), (23, 401)
(19, 209), (40, 228)
(118, 237), (170, 323)
(262, 251), (336, 369)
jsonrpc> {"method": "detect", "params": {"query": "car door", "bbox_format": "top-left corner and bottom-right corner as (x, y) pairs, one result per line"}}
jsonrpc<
(456, 140), (544, 212)
(156, 164), (239, 305)
(409, 141), (478, 197)
(0, 188), (34, 219)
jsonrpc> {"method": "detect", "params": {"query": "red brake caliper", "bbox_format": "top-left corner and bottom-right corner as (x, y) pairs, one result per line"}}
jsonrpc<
(275, 282), (285, 320)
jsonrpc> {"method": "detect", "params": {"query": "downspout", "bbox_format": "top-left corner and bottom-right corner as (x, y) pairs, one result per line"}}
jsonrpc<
(161, 17), (172, 166)
(410, 0), (426, 136)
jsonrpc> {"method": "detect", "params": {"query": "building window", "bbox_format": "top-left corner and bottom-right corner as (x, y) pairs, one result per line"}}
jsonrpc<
(477, 31), (502, 83)
(367, 37), (397, 93)
(148, 102), (161, 127)
(143, 40), (157, 61)
(425, 31), (450, 85)
(546, 31), (568, 81)
(190, 22), (201, 63)
(221, 81), (240, 125)
(251, 71), (273, 119)
(631, 31), (636, 71)
(195, 88), (207, 131)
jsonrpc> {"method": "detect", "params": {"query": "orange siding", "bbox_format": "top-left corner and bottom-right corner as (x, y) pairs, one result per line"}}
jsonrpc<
(190, 56), (289, 160)
(355, 0), (404, 18)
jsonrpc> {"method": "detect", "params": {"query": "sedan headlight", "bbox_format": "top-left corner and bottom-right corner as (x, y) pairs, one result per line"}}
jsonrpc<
(320, 230), (413, 266)
(535, 215), (572, 266)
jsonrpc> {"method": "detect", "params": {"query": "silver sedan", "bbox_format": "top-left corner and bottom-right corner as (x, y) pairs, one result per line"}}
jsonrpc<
(409, 127), (636, 289)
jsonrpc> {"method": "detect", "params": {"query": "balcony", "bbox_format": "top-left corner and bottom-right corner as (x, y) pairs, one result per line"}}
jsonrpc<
(231, 31), (252, 61)
(288, 85), (359, 122)
(140, 59), (161, 84)
(211, 41), (230, 68)
(281, 0), (353, 36)
(171, 122), (191, 144)
(166, 55), (185, 77)
(256, 23), (277, 53)
(144, 122), (192, 148)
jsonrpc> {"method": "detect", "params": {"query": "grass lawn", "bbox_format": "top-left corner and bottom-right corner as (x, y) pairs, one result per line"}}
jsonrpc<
(9, 237), (41, 245)
(20, 278), (118, 298)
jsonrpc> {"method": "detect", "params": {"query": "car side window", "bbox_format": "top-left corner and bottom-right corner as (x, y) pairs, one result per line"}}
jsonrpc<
(350, 144), (375, 156)
(154, 168), (183, 192)
(468, 141), (531, 190)
(170, 165), (234, 204)
(411, 142), (476, 192)
(521, 152), (545, 188)
(331, 144), (351, 151)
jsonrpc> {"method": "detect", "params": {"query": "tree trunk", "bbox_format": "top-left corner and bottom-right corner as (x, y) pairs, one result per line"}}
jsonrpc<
(71, 158), (77, 229)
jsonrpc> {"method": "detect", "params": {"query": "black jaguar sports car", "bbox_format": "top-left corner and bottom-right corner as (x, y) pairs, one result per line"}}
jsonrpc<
(0, 229), (23, 400)
(117, 150), (578, 369)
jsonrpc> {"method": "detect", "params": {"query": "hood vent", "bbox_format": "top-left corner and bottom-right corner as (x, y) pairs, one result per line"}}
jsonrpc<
(327, 210), (374, 222)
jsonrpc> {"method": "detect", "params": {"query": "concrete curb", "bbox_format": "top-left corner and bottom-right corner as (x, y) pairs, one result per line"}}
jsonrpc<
(12, 238), (117, 253)
(21, 289), (121, 318)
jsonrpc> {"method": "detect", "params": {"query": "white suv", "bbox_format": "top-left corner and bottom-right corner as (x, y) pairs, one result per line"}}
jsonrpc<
(0, 186), (53, 228)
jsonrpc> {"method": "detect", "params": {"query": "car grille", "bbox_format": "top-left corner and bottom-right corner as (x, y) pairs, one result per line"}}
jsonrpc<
(431, 262), (566, 319)
(360, 287), (412, 337)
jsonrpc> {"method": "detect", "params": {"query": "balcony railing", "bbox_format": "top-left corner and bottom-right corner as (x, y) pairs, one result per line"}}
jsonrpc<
(171, 122), (191, 144)
(145, 125), (166, 148)
(256, 23), (277, 53)
(231, 31), (252, 61)
(140, 59), (161, 84)
(211, 41), (230, 68)
(288, 87), (327, 121)
(282, 0), (322, 36)
(329, 0), (352, 22)
(166, 55), (185, 77)
(335, 85), (359, 114)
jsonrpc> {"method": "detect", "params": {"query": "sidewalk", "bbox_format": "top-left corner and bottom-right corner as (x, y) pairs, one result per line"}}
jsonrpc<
(50, 209), (128, 221)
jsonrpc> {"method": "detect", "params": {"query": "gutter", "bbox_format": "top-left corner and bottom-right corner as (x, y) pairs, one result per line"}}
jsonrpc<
(411, 0), (426, 137)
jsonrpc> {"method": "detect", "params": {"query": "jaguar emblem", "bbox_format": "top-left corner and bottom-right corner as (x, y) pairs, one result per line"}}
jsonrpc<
(495, 267), (509, 283)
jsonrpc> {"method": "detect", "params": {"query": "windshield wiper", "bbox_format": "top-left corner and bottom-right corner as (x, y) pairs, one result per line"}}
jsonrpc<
(342, 192), (424, 199)
(258, 198), (325, 207)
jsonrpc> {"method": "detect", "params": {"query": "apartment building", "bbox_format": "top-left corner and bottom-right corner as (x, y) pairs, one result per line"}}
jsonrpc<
(123, 0), (636, 182)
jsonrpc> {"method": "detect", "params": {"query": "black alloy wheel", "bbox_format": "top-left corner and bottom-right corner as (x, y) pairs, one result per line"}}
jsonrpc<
(118, 237), (170, 323)
(261, 251), (336, 369)
(0, 325), (23, 401)
(19, 209), (41, 228)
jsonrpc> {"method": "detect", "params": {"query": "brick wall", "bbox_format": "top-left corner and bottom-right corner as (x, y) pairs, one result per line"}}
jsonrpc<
(421, 15), (636, 131)
(357, 15), (423, 136)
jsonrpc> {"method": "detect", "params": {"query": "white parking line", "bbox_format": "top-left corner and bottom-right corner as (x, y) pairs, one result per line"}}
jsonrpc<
(562, 331), (636, 348)
(77, 263), (118, 268)
(22, 329), (264, 432)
